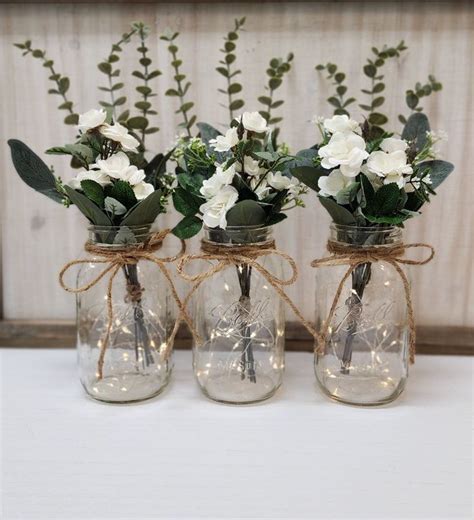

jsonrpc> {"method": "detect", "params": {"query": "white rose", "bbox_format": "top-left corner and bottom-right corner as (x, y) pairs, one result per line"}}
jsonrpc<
(209, 127), (239, 152)
(235, 155), (262, 177)
(69, 168), (111, 190)
(267, 171), (293, 191)
(318, 169), (352, 197)
(380, 137), (408, 153)
(94, 152), (146, 186)
(100, 123), (140, 152)
(365, 150), (413, 178)
(199, 185), (239, 229)
(318, 131), (369, 177)
(133, 182), (155, 200)
(240, 111), (268, 133)
(78, 109), (107, 132)
(323, 115), (361, 135)
(200, 164), (235, 199)
(250, 177), (271, 200)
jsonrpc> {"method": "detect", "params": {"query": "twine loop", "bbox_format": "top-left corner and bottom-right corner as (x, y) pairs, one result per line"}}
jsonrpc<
(311, 240), (435, 364)
(177, 239), (320, 341)
(59, 228), (195, 379)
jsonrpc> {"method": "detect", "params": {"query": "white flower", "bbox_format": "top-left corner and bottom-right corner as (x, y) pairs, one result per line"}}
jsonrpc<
(318, 169), (352, 197)
(318, 131), (369, 177)
(199, 164), (235, 199)
(380, 137), (408, 153)
(267, 171), (293, 191)
(323, 115), (361, 135)
(250, 177), (271, 200)
(133, 182), (155, 200)
(240, 111), (268, 133)
(383, 173), (406, 189)
(209, 127), (239, 152)
(365, 150), (413, 178)
(405, 174), (432, 193)
(100, 122), (140, 152)
(94, 152), (145, 186)
(235, 155), (262, 177)
(69, 168), (111, 190)
(199, 185), (239, 229)
(78, 109), (107, 132)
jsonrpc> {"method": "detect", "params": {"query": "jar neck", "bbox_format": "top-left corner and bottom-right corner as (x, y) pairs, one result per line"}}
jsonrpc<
(88, 225), (153, 247)
(203, 225), (273, 246)
(329, 224), (402, 247)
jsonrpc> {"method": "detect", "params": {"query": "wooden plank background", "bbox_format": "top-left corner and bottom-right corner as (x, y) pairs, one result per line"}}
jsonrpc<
(0, 2), (472, 349)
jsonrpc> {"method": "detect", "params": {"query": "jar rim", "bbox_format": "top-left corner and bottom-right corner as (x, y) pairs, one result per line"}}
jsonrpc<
(88, 224), (152, 232)
(330, 223), (398, 232)
(203, 224), (273, 232)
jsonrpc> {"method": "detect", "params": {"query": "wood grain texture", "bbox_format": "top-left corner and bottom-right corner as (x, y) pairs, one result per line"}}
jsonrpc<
(0, 2), (472, 336)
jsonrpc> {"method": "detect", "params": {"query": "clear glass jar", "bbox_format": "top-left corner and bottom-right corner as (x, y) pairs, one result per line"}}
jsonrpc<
(315, 224), (409, 406)
(76, 225), (176, 403)
(193, 226), (285, 404)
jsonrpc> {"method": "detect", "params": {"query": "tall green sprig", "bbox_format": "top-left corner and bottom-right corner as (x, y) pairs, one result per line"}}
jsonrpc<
(315, 62), (356, 116)
(129, 22), (161, 151)
(14, 40), (79, 125)
(258, 53), (294, 125)
(216, 17), (246, 122)
(359, 41), (408, 127)
(399, 75), (442, 124)
(161, 30), (196, 137)
(97, 25), (138, 120)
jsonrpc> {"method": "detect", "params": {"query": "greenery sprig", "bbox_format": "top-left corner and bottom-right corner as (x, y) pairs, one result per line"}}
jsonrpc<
(359, 41), (408, 127)
(161, 30), (196, 137)
(399, 75), (442, 124)
(315, 62), (355, 117)
(258, 53), (294, 125)
(14, 40), (79, 125)
(216, 17), (246, 122)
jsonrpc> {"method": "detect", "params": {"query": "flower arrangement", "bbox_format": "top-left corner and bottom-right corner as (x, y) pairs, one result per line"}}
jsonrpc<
(171, 111), (305, 239)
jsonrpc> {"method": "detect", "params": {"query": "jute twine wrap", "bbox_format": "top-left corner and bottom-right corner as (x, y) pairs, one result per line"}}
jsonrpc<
(311, 241), (435, 364)
(177, 239), (320, 342)
(59, 229), (196, 379)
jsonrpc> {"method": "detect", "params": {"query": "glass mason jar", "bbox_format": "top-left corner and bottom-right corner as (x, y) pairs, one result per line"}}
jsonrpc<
(76, 225), (176, 403)
(192, 226), (285, 404)
(315, 224), (409, 406)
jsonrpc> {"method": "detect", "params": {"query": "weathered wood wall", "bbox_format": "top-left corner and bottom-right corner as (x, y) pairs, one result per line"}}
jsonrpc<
(0, 2), (472, 337)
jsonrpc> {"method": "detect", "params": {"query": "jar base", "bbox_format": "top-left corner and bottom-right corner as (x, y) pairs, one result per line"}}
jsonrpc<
(83, 371), (172, 404)
(197, 374), (281, 405)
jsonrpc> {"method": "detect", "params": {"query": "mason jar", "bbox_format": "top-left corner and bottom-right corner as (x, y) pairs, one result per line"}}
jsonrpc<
(192, 226), (285, 404)
(75, 225), (176, 403)
(315, 224), (409, 406)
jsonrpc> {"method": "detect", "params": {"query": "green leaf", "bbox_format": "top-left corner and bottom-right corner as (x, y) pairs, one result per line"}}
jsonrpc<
(373, 83), (385, 93)
(8, 139), (63, 203)
(121, 189), (163, 226)
(318, 196), (356, 225)
(228, 83), (242, 94)
(226, 200), (267, 227)
(135, 101), (151, 111)
(58, 77), (70, 94)
(368, 113), (388, 126)
(80, 179), (105, 207)
(402, 112), (430, 151)
(366, 183), (401, 216)
(180, 102), (194, 113)
(172, 215), (202, 239)
(335, 182), (360, 205)
(372, 96), (385, 108)
(165, 88), (179, 96)
(266, 213), (287, 225)
(109, 180), (137, 209)
(64, 186), (112, 225)
(406, 91), (419, 109)
(64, 114), (79, 125)
(269, 78), (282, 90)
(258, 96), (272, 106)
(229, 99), (244, 111)
(128, 116), (148, 130)
(363, 64), (377, 78)
(290, 166), (326, 192)
(197, 122), (222, 148)
(216, 66), (229, 78)
(172, 186), (202, 216)
(98, 62), (112, 75)
(365, 214), (408, 225)
(417, 160), (454, 189)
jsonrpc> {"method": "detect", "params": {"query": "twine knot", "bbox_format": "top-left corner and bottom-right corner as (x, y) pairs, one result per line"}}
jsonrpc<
(59, 228), (195, 379)
(311, 240), (435, 364)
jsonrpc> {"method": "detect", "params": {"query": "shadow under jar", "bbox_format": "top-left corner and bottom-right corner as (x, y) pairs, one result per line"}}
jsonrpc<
(193, 226), (285, 405)
(315, 224), (410, 406)
(76, 225), (176, 403)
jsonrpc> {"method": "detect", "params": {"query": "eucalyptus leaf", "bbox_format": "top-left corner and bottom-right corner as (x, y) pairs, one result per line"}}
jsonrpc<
(121, 189), (163, 226)
(417, 160), (454, 189)
(402, 112), (430, 151)
(64, 186), (112, 225)
(318, 196), (356, 225)
(291, 166), (326, 192)
(104, 197), (127, 216)
(226, 200), (267, 226)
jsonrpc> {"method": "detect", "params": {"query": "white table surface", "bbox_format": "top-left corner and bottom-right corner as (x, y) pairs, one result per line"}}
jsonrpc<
(0, 349), (472, 520)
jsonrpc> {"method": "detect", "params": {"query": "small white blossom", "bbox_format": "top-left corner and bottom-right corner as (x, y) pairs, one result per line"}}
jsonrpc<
(69, 168), (111, 190)
(133, 182), (155, 200)
(200, 185), (239, 229)
(240, 111), (268, 133)
(78, 109), (107, 132)
(250, 177), (271, 200)
(318, 131), (369, 177)
(100, 122), (140, 152)
(365, 149), (413, 179)
(235, 155), (262, 177)
(267, 171), (293, 191)
(318, 169), (352, 197)
(323, 114), (361, 135)
(94, 152), (146, 186)
(380, 137), (408, 153)
(209, 127), (239, 152)
(199, 163), (235, 199)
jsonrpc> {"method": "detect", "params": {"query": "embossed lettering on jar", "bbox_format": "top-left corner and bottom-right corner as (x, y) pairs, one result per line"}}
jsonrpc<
(193, 226), (285, 404)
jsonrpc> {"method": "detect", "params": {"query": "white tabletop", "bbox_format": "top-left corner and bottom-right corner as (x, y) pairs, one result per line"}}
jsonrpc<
(0, 349), (472, 520)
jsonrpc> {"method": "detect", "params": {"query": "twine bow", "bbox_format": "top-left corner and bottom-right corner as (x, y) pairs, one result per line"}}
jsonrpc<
(311, 241), (435, 364)
(59, 228), (195, 379)
(177, 239), (320, 341)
